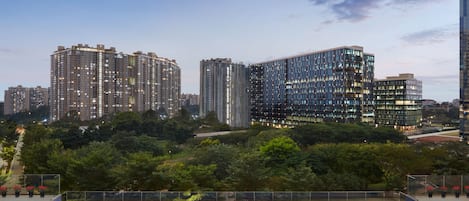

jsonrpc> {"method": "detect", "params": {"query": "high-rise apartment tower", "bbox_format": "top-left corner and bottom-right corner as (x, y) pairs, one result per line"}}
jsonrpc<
(200, 58), (250, 128)
(50, 44), (180, 121)
(4, 85), (49, 115)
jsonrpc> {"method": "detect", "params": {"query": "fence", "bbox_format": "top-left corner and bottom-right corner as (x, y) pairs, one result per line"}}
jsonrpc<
(1, 174), (60, 195)
(397, 192), (417, 201)
(407, 175), (469, 198)
(64, 191), (403, 201)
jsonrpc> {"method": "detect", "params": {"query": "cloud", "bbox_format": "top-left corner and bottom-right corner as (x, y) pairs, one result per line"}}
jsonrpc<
(309, 0), (448, 23)
(287, 14), (303, 19)
(418, 74), (458, 84)
(401, 24), (457, 45)
(419, 74), (458, 80)
(0, 48), (14, 54)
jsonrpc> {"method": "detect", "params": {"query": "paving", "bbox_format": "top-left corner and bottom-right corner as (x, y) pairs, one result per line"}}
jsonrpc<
(4, 132), (25, 187)
(0, 195), (57, 201)
(416, 195), (469, 201)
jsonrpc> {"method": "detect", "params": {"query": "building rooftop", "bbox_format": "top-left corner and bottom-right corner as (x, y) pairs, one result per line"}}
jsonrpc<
(376, 73), (417, 81)
(254, 45), (372, 65)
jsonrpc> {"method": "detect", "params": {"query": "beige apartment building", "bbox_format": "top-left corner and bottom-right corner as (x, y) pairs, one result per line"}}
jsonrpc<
(50, 44), (180, 121)
(4, 85), (49, 115)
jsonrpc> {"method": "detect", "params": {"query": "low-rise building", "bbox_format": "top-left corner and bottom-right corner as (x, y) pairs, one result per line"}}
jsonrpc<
(374, 73), (422, 130)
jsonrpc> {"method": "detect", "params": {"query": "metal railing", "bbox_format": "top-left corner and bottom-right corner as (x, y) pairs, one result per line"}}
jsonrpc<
(1, 174), (60, 195)
(398, 192), (417, 201)
(64, 191), (402, 201)
(407, 174), (469, 197)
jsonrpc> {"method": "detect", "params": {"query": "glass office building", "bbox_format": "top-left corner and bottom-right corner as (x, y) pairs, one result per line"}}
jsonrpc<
(374, 74), (422, 131)
(250, 46), (374, 127)
(461, 0), (469, 140)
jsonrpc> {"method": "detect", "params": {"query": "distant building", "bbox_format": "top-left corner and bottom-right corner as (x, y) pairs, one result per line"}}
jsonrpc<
(0, 102), (4, 116)
(374, 73), (422, 130)
(200, 58), (250, 128)
(422, 99), (438, 107)
(181, 93), (199, 106)
(180, 93), (200, 118)
(250, 46), (375, 127)
(4, 85), (49, 115)
(50, 44), (180, 121)
(452, 99), (459, 108)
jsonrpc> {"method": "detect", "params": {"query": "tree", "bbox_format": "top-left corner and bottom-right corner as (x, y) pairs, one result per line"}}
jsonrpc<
(318, 172), (364, 191)
(291, 124), (336, 146)
(226, 152), (269, 190)
(111, 112), (142, 131)
(23, 124), (50, 146)
(21, 139), (64, 173)
(259, 136), (301, 168)
(0, 146), (15, 172)
(46, 149), (74, 190)
(155, 162), (217, 191)
(282, 163), (322, 191)
(111, 133), (164, 156)
(111, 152), (164, 190)
(66, 142), (122, 190)
(198, 111), (231, 132)
(162, 119), (194, 144)
(306, 143), (383, 189)
(247, 128), (292, 148)
(191, 143), (238, 180)
(0, 121), (18, 147)
(51, 126), (86, 149)
(377, 143), (432, 190)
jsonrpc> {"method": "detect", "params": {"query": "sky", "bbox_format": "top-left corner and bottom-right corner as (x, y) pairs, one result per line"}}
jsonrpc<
(0, 0), (458, 102)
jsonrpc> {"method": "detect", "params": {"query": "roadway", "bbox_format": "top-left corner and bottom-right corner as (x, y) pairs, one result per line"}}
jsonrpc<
(407, 129), (460, 140)
(194, 130), (247, 138)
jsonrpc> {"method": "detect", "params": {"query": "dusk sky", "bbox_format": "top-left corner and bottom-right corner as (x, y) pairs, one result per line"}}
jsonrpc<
(0, 0), (458, 102)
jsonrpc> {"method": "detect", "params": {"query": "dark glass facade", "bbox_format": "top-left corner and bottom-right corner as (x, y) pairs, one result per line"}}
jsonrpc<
(250, 46), (374, 126)
(461, 0), (469, 139)
(374, 74), (422, 130)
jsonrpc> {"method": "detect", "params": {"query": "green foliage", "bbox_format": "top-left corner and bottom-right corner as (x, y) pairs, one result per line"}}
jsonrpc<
(0, 172), (11, 185)
(259, 136), (300, 168)
(156, 162), (217, 191)
(174, 191), (204, 201)
(248, 128), (292, 147)
(198, 138), (220, 147)
(281, 163), (322, 191)
(198, 111), (231, 132)
(112, 112), (143, 131)
(2, 106), (49, 124)
(111, 132), (164, 155)
(0, 120), (18, 146)
(21, 138), (64, 173)
(66, 142), (122, 190)
(212, 131), (253, 145)
(0, 145), (15, 171)
(23, 124), (51, 146)
(291, 123), (406, 146)
(226, 152), (269, 190)
(111, 152), (165, 190)
(162, 119), (195, 144)
(191, 143), (238, 180)
(17, 111), (469, 192)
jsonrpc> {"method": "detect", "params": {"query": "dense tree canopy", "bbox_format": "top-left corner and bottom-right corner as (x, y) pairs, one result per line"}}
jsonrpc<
(16, 110), (469, 192)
